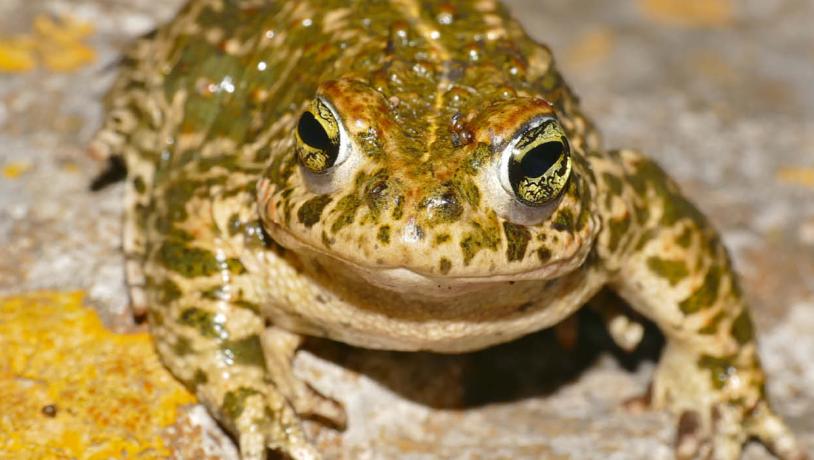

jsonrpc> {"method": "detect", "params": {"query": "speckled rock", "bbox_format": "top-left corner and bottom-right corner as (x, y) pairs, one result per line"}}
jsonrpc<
(0, 0), (811, 458)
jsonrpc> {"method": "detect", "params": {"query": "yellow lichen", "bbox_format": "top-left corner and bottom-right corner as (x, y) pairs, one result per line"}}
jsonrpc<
(0, 291), (195, 459)
(776, 167), (814, 188)
(638, 0), (733, 27)
(0, 15), (95, 73)
(2, 162), (31, 179)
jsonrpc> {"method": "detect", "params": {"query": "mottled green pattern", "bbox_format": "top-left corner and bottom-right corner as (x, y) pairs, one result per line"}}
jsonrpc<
(95, 0), (801, 457)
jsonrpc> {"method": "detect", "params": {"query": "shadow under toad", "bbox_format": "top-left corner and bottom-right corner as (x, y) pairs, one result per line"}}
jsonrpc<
(303, 290), (665, 410)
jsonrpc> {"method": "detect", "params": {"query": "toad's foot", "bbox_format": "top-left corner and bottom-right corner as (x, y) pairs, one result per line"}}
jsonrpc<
(207, 382), (322, 460)
(653, 344), (806, 460)
(262, 327), (347, 430)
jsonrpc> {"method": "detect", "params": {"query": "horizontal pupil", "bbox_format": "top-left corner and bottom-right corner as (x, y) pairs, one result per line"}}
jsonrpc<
(521, 141), (562, 178)
(298, 111), (332, 150)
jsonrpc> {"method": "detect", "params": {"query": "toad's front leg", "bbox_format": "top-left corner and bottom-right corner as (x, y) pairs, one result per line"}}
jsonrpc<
(606, 150), (805, 460)
(142, 199), (343, 459)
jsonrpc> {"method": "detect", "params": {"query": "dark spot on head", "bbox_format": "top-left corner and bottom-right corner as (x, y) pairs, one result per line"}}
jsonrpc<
(551, 209), (574, 232)
(377, 225), (391, 245)
(503, 222), (531, 262)
(297, 195), (332, 228)
(439, 258), (452, 274)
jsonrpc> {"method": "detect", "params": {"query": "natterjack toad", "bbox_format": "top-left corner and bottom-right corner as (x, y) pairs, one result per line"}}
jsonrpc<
(92, 1), (806, 459)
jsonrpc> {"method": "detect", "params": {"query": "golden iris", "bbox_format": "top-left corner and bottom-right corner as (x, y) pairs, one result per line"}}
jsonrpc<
(508, 120), (571, 207)
(295, 99), (340, 174)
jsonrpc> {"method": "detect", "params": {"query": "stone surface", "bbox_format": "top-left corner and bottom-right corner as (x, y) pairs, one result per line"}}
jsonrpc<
(0, 0), (812, 458)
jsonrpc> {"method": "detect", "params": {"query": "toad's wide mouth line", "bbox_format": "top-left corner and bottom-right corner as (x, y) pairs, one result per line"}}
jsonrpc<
(267, 223), (571, 285)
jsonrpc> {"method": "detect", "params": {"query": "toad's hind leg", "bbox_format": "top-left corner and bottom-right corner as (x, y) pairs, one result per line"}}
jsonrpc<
(609, 150), (805, 460)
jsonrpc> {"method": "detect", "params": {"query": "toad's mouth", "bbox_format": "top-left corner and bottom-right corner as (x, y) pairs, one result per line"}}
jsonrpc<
(265, 222), (582, 298)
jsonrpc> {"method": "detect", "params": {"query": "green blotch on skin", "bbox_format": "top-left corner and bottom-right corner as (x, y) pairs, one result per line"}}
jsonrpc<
(377, 225), (391, 245)
(634, 205), (650, 226)
(679, 264), (722, 315)
(627, 159), (707, 227)
(552, 209), (574, 232)
(173, 336), (193, 356)
(201, 286), (228, 301)
(676, 227), (694, 248)
(602, 172), (623, 195)
(149, 310), (164, 327)
(222, 387), (261, 421)
(164, 179), (204, 222)
(537, 247), (552, 262)
(227, 213), (242, 236)
(633, 228), (657, 251)
(156, 278), (182, 304)
(503, 222), (531, 262)
(297, 195), (332, 228)
(646, 256), (690, 286)
(391, 196), (405, 220)
(575, 179), (592, 231)
(221, 335), (266, 368)
(451, 174), (481, 207)
(179, 307), (225, 339)
(464, 143), (493, 174)
(265, 155), (296, 189)
(434, 233), (451, 245)
(460, 219), (501, 265)
(731, 310), (755, 345)
(192, 369), (209, 387)
(331, 194), (362, 233)
(133, 175), (146, 194)
(607, 217), (631, 253)
(226, 258), (246, 275)
(698, 354), (736, 390)
(439, 258), (452, 275)
(158, 241), (221, 278)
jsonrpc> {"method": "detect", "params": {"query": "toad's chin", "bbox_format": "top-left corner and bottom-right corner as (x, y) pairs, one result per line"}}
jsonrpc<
(266, 223), (572, 300)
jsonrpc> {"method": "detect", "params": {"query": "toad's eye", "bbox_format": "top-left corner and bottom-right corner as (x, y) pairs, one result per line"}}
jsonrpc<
(295, 100), (341, 174)
(505, 119), (571, 207)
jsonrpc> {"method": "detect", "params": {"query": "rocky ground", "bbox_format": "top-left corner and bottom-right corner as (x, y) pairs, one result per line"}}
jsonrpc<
(0, 0), (812, 458)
